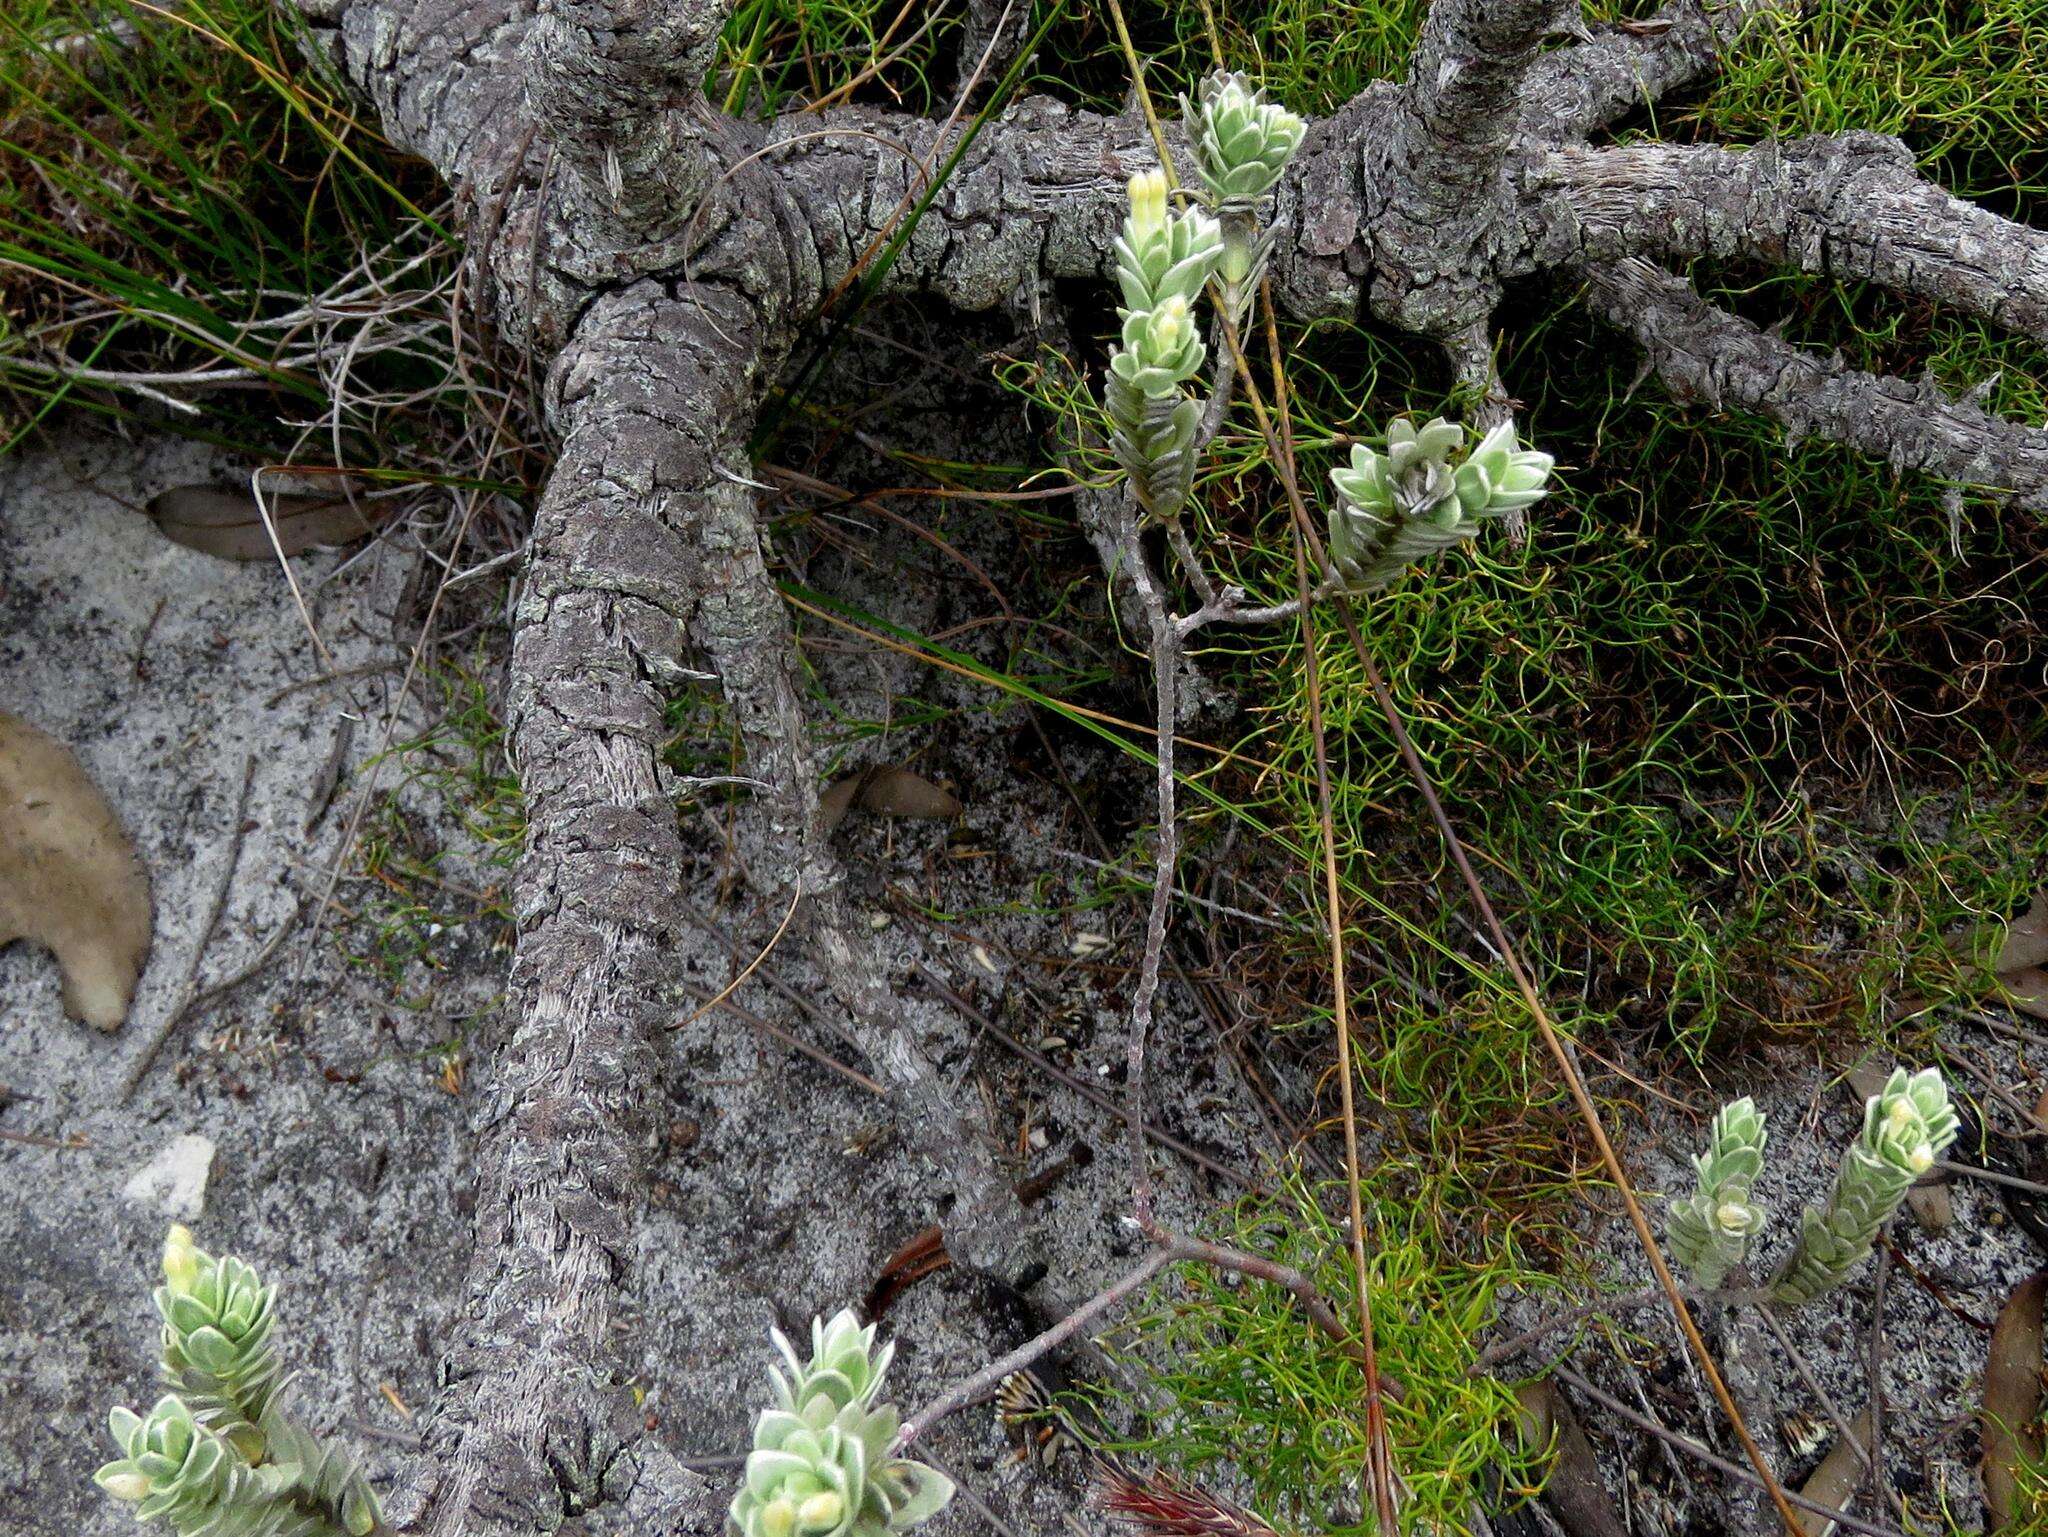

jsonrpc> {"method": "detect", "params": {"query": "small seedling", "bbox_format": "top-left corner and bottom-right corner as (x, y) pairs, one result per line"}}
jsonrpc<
(1771, 1066), (1959, 1305)
(728, 1308), (952, 1537)
(94, 1225), (380, 1536)
(1103, 169), (1221, 522)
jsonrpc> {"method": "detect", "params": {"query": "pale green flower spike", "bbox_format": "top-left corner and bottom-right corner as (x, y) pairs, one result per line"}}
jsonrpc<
(729, 1308), (954, 1537)
(1181, 71), (1305, 324)
(1184, 72), (1306, 209)
(94, 1226), (380, 1537)
(1667, 1097), (1770, 1290)
(1327, 416), (1554, 593)
(1111, 169), (1223, 316)
(1103, 170), (1222, 521)
(1771, 1068), (1959, 1306)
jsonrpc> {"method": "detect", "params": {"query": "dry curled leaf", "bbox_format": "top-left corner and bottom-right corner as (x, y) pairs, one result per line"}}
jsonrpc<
(146, 484), (384, 561)
(1794, 1407), (1871, 1537)
(817, 765), (963, 836)
(1963, 894), (2048, 1022)
(0, 711), (152, 1029)
(1997, 895), (2048, 976)
(1984, 1268), (2048, 1531)
(1512, 1379), (1626, 1537)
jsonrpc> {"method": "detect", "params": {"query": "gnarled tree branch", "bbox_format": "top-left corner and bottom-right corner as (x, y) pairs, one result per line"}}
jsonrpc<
(1518, 0), (1779, 141)
(1532, 133), (2048, 342)
(1584, 257), (2048, 508)
(398, 276), (765, 1537)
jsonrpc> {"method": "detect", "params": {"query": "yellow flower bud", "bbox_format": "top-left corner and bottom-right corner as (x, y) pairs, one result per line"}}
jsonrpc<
(797, 1491), (845, 1530)
(760, 1496), (799, 1537)
(99, 1470), (152, 1502)
(1152, 294), (1190, 349)
(1906, 1142), (1933, 1175)
(1127, 170), (1168, 242)
(1714, 1201), (1752, 1234)
(162, 1225), (200, 1293)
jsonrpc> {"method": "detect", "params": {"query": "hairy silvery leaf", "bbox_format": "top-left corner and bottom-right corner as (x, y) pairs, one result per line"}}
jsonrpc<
(1183, 72), (1306, 208)
(733, 1309), (952, 1536)
(95, 1228), (381, 1537)
(1667, 1097), (1769, 1289)
(1771, 1067), (1958, 1305)
(1325, 415), (1554, 594)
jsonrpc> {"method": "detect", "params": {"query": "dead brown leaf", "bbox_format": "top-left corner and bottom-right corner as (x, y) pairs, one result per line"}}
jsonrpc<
(1998, 895), (2048, 976)
(817, 765), (963, 836)
(1968, 895), (2048, 1021)
(1513, 1379), (1627, 1537)
(1984, 1267), (2048, 1530)
(0, 711), (152, 1029)
(1794, 1407), (1871, 1537)
(147, 484), (385, 561)
(2005, 969), (2048, 1024)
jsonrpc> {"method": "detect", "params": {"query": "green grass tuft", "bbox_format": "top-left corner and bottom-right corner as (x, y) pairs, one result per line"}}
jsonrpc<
(1105, 1171), (1557, 1537)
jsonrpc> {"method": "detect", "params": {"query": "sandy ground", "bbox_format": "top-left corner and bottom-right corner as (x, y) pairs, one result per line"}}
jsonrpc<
(0, 421), (1266, 1536)
(2, 416), (2040, 1537)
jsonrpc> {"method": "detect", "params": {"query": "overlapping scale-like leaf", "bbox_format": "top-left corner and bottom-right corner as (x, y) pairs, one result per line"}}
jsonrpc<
(1668, 1097), (1770, 1289)
(1771, 1068), (1957, 1304)
(1324, 415), (1554, 594)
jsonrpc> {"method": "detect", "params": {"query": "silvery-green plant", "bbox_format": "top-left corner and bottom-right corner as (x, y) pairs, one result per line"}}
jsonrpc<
(1103, 170), (1222, 522)
(94, 1226), (379, 1537)
(1181, 71), (1305, 325)
(1667, 1097), (1770, 1290)
(1326, 416), (1554, 593)
(1770, 1068), (1958, 1305)
(729, 1308), (953, 1537)
(154, 1222), (285, 1456)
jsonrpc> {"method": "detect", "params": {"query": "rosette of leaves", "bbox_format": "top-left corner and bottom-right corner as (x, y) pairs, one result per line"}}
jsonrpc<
(1771, 1068), (1959, 1306)
(96, 1397), (373, 1537)
(1667, 1097), (1769, 1290)
(729, 1309), (953, 1537)
(1102, 171), (1221, 521)
(1181, 71), (1305, 323)
(1326, 416), (1554, 594)
(93, 1226), (380, 1537)
(155, 1223), (285, 1454)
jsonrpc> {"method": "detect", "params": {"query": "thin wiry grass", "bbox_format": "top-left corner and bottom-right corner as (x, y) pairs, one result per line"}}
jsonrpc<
(0, 0), (476, 460)
(1096, 1171), (1557, 1537)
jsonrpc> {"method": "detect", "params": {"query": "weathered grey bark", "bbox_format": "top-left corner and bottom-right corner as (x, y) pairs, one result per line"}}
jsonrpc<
(280, 0), (2048, 1524)
(1531, 135), (2048, 342)
(1584, 257), (2048, 509)
(1518, 0), (1779, 141)
(401, 277), (765, 1537)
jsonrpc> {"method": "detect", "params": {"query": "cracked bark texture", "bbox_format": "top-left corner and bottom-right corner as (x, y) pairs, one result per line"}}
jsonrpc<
(394, 278), (764, 1537)
(282, 0), (2048, 1525)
